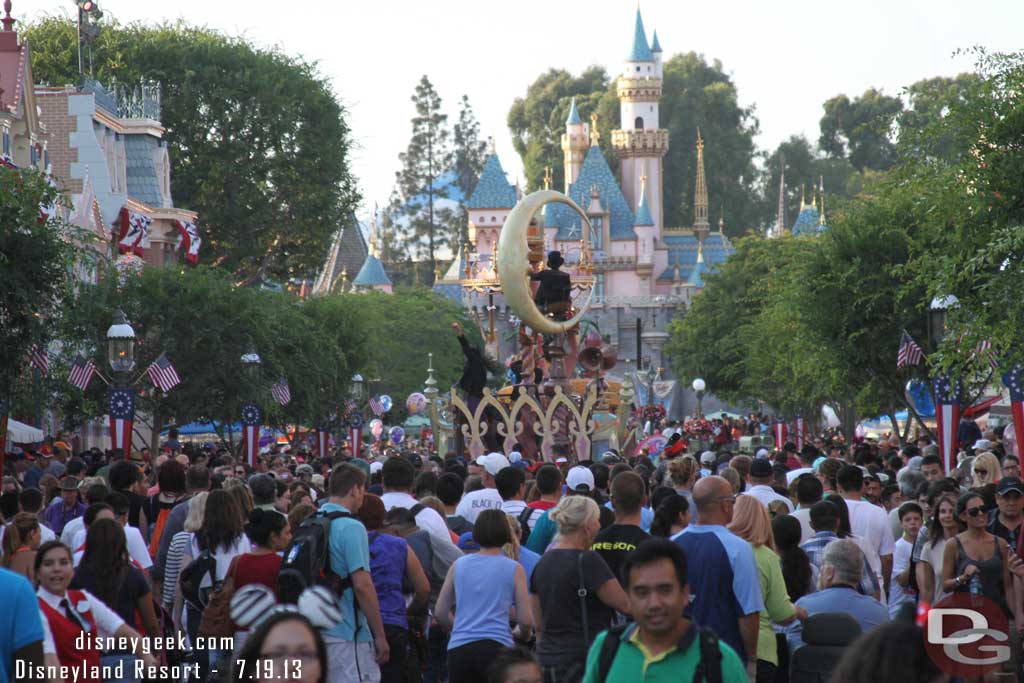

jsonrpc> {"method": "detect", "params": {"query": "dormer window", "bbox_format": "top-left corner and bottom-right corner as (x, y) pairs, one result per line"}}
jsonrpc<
(635, 66), (640, 72)
(634, 117), (643, 130)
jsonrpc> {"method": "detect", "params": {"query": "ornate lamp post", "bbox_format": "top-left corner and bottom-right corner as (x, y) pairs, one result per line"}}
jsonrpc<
(240, 349), (263, 469)
(692, 377), (706, 418)
(106, 309), (136, 458)
(346, 373), (366, 457)
(928, 294), (958, 349)
(424, 353), (440, 457)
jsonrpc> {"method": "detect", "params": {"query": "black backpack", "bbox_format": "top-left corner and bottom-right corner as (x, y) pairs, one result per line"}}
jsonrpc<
(595, 623), (722, 683)
(516, 506), (535, 546)
(179, 549), (218, 611)
(278, 510), (355, 604)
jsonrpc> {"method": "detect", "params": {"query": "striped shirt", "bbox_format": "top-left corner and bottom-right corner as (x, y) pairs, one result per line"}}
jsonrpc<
(800, 531), (881, 598)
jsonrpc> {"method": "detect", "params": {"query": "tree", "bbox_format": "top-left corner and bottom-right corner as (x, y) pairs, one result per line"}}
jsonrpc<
(24, 17), (359, 285)
(0, 167), (85, 415)
(451, 94), (488, 245)
(393, 76), (453, 276)
(819, 88), (902, 172)
(897, 73), (980, 161)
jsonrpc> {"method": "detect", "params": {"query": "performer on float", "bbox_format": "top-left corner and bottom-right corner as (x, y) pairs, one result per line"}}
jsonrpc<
(529, 250), (580, 375)
(452, 322), (501, 452)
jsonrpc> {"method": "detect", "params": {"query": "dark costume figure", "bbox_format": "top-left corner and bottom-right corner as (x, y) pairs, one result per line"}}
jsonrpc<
(453, 323), (501, 452)
(530, 250), (572, 316)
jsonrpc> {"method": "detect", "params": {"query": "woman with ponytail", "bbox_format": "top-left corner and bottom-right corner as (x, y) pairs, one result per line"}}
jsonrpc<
(2, 511), (41, 581)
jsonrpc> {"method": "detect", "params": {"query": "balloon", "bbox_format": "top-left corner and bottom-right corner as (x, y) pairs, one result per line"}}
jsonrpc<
(380, 395), (393, 413)
(370, 419), (384, 438)
(407, 392), (427, 415)
(389, 426), (405, 444)
(584, 330), (602, 348)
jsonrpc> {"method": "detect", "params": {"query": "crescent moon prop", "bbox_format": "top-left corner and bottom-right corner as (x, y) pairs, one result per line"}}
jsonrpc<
(497, 190), (595, 334)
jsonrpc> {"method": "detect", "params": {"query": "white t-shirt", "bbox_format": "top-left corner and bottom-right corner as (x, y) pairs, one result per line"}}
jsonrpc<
(455, 488), (504, 523)
(60, 516), (84, 547)
(380, 491), (460, 551)
(72, 524), (153, 570)
(741, 485), (794, 513)
(186, 533), (251, 584)
(845, 498), (895, 584)
(888, 536), (915, 617)
(500, 500), (540, 531)
(791, 507), (815, 544)
(786, 467), (814, 485)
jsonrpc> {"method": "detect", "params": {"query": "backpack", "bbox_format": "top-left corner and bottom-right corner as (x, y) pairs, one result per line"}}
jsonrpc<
(278, 510), (356, 605)
(595, 623), (722, 683)
(179, 549), (218, 611)
(516, 506), (535, 546)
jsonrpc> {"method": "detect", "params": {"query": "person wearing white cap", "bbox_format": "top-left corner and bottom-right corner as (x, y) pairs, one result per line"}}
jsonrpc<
(699, 451), (717, 477)
(455, 452), (510, 524)
(525, 466), (614, 554)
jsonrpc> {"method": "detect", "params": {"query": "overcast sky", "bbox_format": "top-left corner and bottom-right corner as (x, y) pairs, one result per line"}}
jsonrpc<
(16, 0), (1024, 215)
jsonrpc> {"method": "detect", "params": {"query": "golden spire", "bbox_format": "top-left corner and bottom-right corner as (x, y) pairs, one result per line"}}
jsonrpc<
(543, 166), (552, 191)
(799, 185), (806, 210)
(589, 112), (600, 145)
(463, 242), (472, 279)
(697, 239), (705, 263)
(693, 128), (709, 234)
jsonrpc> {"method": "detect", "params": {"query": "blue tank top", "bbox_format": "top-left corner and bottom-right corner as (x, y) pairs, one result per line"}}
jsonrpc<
(368, 532), (409, 629)
(447, 553), (518, 650)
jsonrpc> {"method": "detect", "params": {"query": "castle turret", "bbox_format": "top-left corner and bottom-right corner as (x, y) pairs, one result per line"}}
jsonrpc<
(561, 97), (589, 193)
(612, 7), (668, 237)
(692, 129), (710, 242)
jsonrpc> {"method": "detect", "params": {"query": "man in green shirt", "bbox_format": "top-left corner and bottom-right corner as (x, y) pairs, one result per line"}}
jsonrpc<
(583, 539), (746, 683)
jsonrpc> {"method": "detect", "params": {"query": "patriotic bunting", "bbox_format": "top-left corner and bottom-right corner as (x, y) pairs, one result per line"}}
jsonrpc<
(174, 219), (202, 265)
(773, 421), (787, 450)
(933, 374), (961, 474)
(241, 402), (262, 468)
(1003, 366), (1024, 463)
(109, 388), (135, 456)
(114, 207), (152, 256)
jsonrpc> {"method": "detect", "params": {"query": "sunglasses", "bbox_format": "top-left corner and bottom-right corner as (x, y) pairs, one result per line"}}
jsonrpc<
(974, 469), (988, 476)
(965, 506), (986, 517)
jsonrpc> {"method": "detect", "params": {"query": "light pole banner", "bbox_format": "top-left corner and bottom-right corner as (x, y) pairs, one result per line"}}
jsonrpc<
(1003, 366), (1024, 461)
(933, 375), (961, 474)
(109, 388), (135, 457)
(795, 416), (805, 451)
(773, 421), (787, 450)
(241, 402), (262, 469)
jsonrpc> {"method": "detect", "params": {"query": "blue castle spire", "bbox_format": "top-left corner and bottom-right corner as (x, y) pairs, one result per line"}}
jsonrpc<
(566, 97), (582, 125)
(651, 29), (662, 53)
(627, 8), (653, 62)
(633, 178), (654, 226)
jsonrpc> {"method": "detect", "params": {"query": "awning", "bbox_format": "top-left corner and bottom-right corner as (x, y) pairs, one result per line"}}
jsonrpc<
(963, 395), (1003, 420)
(7, 419), (45, 443)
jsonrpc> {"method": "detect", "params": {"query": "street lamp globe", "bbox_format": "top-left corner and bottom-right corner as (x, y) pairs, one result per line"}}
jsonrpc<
(240, 349), (262, 380)
(106, 309), (136, 373)
(692, 378), (706, 393)
(928, 294), (959, 347)
(350, 373), (365, 400)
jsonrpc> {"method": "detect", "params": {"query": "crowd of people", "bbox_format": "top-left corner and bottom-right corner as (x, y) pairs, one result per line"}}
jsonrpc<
(0, 417), (1020, 683)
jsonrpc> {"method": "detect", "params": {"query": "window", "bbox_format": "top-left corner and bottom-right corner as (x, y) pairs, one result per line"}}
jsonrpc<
(596, 273), (605, 300)
(634, 117), (643, 130)
(635, 66), (640, 72)
(590, 216), (604, 250)
(1, 129), (9, 155)
(647, 66), (651, 72)
(650, 106), (654, 112)
(491, 216), (496, 223)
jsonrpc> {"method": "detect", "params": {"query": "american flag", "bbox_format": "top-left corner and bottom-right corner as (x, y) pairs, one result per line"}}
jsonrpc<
(897, 330), (924, 369)
(68, 355), (96, 390)
(271, 378), (291, 406)
(343, 399), (358, 417)
(29, 344), (49, 374)
(1004, 365), (1024, 403)
(369, 396), (386, 416)
(975, 340), (999, 371)
(146, 353), (181, 392)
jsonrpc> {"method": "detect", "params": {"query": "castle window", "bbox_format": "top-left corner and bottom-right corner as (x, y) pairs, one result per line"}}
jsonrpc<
(635, 66), (640, 72)
(647, 66), (651, 72)
(650, 106), (654, 112)
(491, 216), (496, 223)
(634, 117), (643, 130)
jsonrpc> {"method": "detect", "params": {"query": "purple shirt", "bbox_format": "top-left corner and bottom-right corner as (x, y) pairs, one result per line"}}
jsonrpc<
(44, 500), (86, 536)
(367, 531), (409, 629)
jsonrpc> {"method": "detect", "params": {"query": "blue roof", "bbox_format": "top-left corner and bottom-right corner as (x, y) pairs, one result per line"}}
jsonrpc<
(651, 30), (662, 52)
(657, 233), (734, 281)
(432, 282), (463, 304)
(633, 184), (653, 226)
(627, 9), (653, 62)
(687, 254), (706, 288)
(791, 206), (826, 236)
(467, 154), (517, 209)
(545, 146), (635, 240)
(124, 135), (171, 208)
(566, 97), (582, 125)
(352, 254), (392, 287)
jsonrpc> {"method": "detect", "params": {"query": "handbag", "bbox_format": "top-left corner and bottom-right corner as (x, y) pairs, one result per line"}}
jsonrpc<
(198, 555), (240, 638)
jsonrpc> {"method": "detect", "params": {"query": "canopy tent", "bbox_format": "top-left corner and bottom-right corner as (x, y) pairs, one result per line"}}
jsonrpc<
(705, 410), (741, 420)
(6, 418), (45, 443)
(161, 421), (241, 436)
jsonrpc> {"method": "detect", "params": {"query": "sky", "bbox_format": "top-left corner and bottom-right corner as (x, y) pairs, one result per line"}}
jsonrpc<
(15, 0), (1024, 216)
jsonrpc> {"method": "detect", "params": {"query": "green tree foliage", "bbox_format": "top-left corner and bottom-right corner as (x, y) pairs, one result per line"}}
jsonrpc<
(819, 88), (902, 172)
(57, 267), (366, 450)
(452, 96), (488, 211)
(24, 16), (358, 285)
(508, 54), (760, 235)
(507, 66), (611, 193)
(352, 288), (484, 420)
(897, 73), (980, 160)
(392, 76), (454, 275)
(0, 167), (86, 408)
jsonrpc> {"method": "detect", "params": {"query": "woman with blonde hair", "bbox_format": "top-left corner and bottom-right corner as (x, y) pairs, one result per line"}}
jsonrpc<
(2, 511), (41, 581)
(972, 451), (1002, 488)
(224, 477), (254, 519)
(728, 495), (805, 683)
(667, 455), (699, 505)
(528, 496), (629, 683)
(161, 491), (208, 612)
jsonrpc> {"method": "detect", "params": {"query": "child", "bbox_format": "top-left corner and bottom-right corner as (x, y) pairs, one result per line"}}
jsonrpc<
(890, 501), (924, 618)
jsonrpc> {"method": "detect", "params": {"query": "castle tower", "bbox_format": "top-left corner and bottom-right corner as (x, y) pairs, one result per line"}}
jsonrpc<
(693, 129), (710, 242)
(612, 7), (669, 234)
(561, 97), (589, 193)
(771, 155), (786, 239)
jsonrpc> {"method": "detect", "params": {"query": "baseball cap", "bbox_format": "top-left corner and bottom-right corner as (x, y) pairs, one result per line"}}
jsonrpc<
(369, 461), (383, 475)
(973, 439), (994, 452)
(998, 477), (1024, 496)
(508, 451), (523, 463)
(750, 459), (773, 478)
(755, 448), (770, 459)
(477, 452), (510, 476)
(566, 465), (595, 493)
(700, 450), (716, 465)
(555, 456), (568, 464)
(349, 458), (371, 476)
(457, 532), (480, 552)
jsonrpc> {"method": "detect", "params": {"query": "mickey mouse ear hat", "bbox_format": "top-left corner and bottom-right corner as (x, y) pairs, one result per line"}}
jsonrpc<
(230, 584), (343, 632)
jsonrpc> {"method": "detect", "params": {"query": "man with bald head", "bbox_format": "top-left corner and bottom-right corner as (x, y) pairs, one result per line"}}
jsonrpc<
(672, 476), (763, 673)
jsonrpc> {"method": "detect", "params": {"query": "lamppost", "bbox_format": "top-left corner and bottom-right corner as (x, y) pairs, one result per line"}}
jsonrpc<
(692, 377), (706, 418)
(347, 374), (366, 457)
(240, 349), (262, 469)
(928, 294), (960, 474)
(423, 354), (440, 457)
(350, 374), (366, 403)
(106, 310), (136, 457)
(928, 294), (958, 349)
